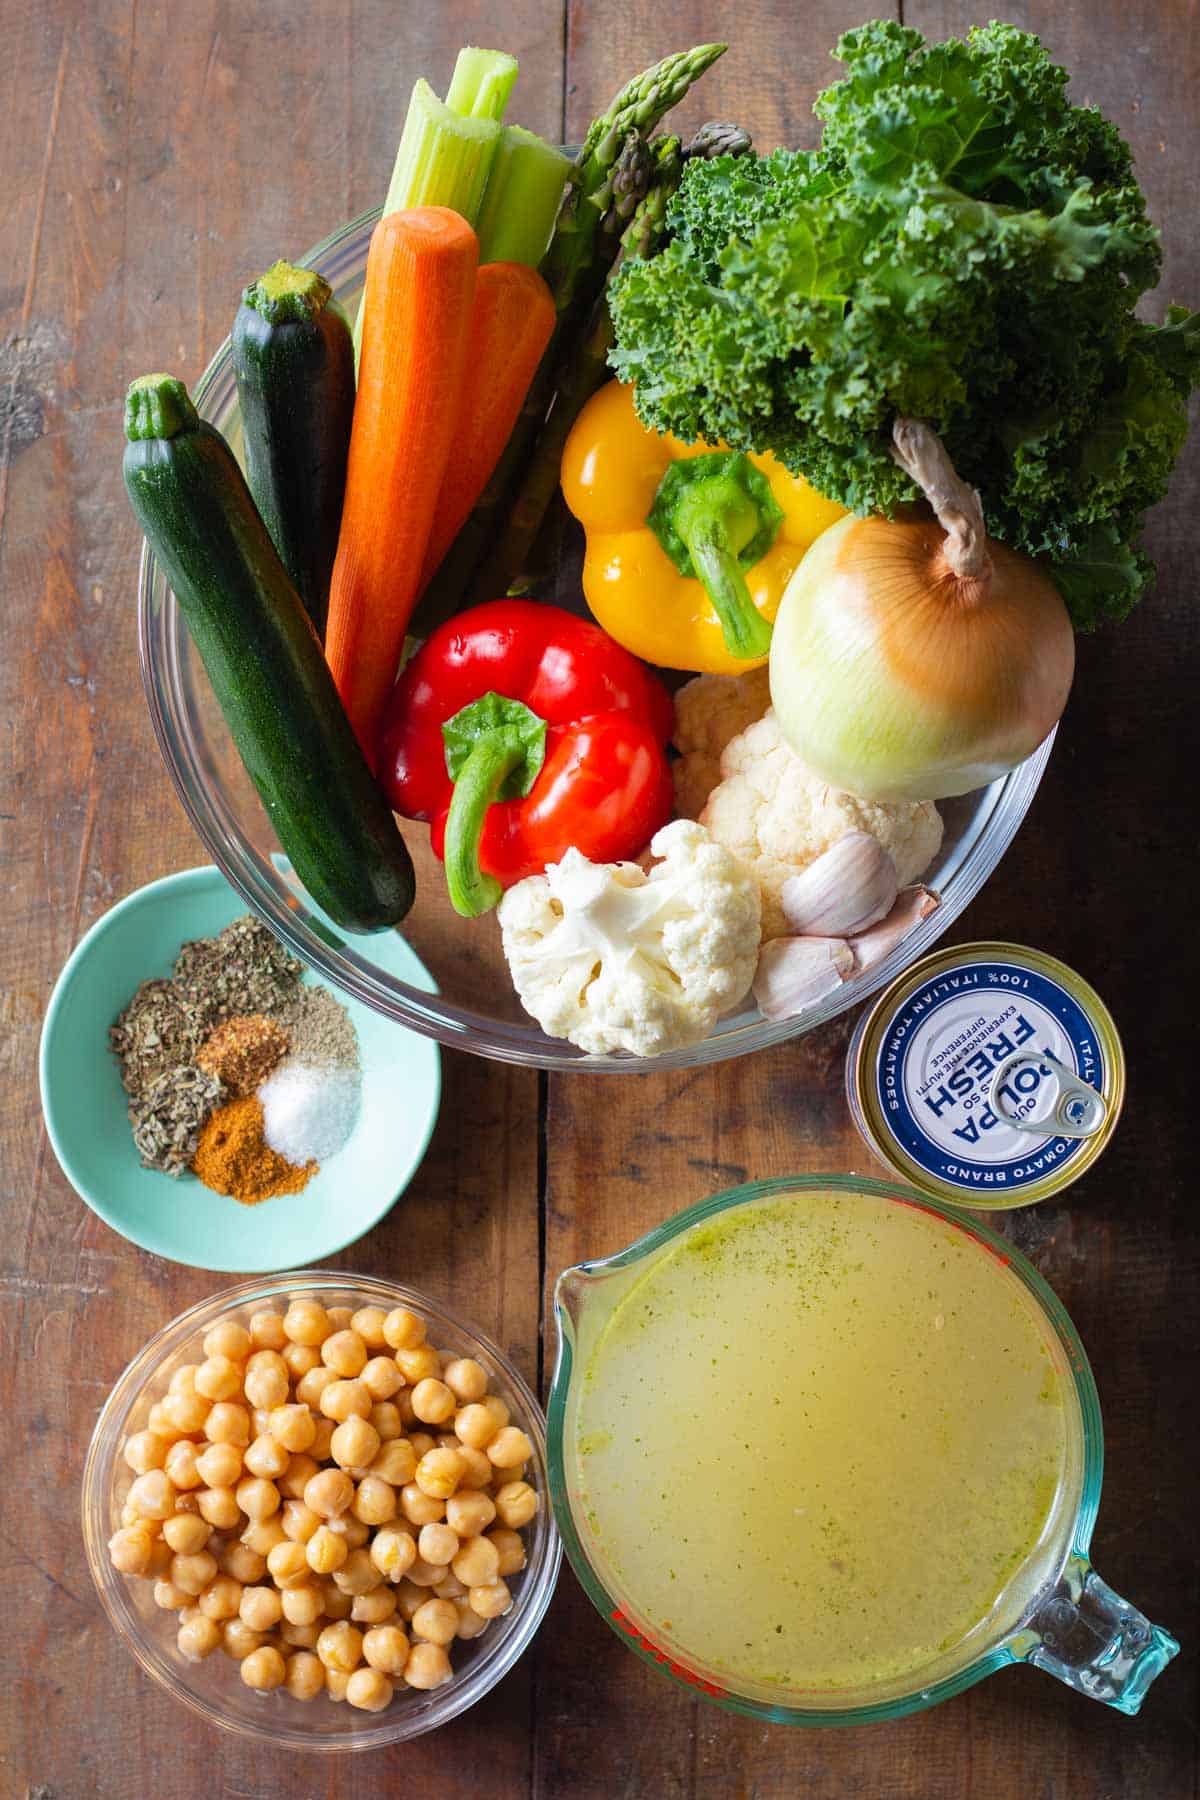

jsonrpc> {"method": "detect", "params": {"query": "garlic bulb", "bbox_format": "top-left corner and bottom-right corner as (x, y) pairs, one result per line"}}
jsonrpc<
(753, 936), (853, 1021)
(779, 833), (898, 938)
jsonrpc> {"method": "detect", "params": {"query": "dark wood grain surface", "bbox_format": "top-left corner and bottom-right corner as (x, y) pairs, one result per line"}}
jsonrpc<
(1, 2), (1196, 1795)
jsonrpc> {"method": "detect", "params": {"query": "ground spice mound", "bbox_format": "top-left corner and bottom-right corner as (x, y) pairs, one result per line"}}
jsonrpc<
(192, 1095), (314, 1205)
(198, 1014), (290, 1098)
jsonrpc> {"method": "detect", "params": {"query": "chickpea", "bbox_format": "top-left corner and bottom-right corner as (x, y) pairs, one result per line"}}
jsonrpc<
(283, 1298), (332, 1346)
(219, 1542), (267, 1585)
(446, 1491), (496, 1539)
(204, 1402), (251, 1447)
(401, 1482), (445, 1527)
(241, 1515), (287, 1556)
(348, 1477), (393, 1528)
(119, 1501), (142, 1529)
(170, 1549), (219, 1597)
(433, 1572), (467, 1601)
(194, 1442), (242, 1489)
(330, 1417), (380, 1472)
(154, 1578), (188, 1611)
(177, 1614), (222, 1661)
(454, 1403), (499, 1451)
(268, 1403), (316, 1454)
(195, 1355), (243, 1402)
(351, 1585), (398, 1625)
(369, 1525), (417, 1582)
(282, 1341), (321, 1382)
(109, 1524), (154, 1575)
(266, 1540), (311, 1589)
(196, 1487), (241, 1530)
(442, 1357), (489, 1404)
(411, 1596), (458, 1646)
(325, 1668), (351, 1702)
(127, 1470), (177, 1521)
(415, 1447), (466, 1501)
(407, 1431), (436, 1461)
(168, 1364), (201, 1399)
(410, 1378), (455, 1427)
(236, 1476), (281, 1522)
(404, 1641), (452, 1689)
(248, 1310), (288, 1351)
(350, 1306), (389, 1349)
(332, 1548), (380, 1597)
(316, 1620), (363, 1674)
(146, 1538), (174, 1578)
(346, 1666), (393, 1712)
(163, 1440), (202, 1491)
(382, 1307), (425, 1352)
(455, 1446), (495, 1491)
(222, 1618), (268, 1660)
(396, 1344), (441, 1385)
(320, 1577), (352, 1621)
(124, 1430), (169, 1475)
(174, 1490), (202, 1516)
(360, 1356), (404, 1401)
(285, 1648), (325, 1701)
(370, 1402), (404, 1444)
(203, 1318), (252, 1362)
(306, 1524), (349, 1575)
(296, 1365), (337, 1409)
(488, 1426), (534, 1470)
(249, 1407), (273, 1439)
(418, 1523), (460, 1573)
(394, 1580), (426, 1622)
(278, 1452), (320, 1501)
(326, 1306), (354, 1331)
(239, 1584), (283, 1631)
(243, 1350), (289, 1411)
(369, 1439), (416, 1487)
(334, 1515), (370, 1550)
(243, 1435), (290, 1481)
(280, 1582), (324, 1627)
(145, 1401), (186, 1444)
(479, 1394), (510, 1432)
(161, 1512), (211, 1555)
(363, 1622), (409, 1675)
(163, 1389), (210, 1434)
(281, 1500), (321, 1544)
(280, 1619), (321, 1649)
(454, 1595), (490, 1641)
(308, 1418), (336, 1462)
(404, 1557), (443, 1589)
(494, 1480), (539, 1529)
(320, 1379), (372, 1423)
(469, 1579), (512, 1620)
(322, 1330), (369, 1378)
(395, 1389), (417, 1428)
(304, 1468), (354, 1521)
(198, 1574), (244, 1621)
(241, 1645), (286, 1691)
(452, 1535), (500, 1589)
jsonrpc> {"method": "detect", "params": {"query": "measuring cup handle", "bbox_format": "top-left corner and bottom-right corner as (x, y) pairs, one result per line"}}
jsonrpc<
(1016, 1554), (1178, 1714)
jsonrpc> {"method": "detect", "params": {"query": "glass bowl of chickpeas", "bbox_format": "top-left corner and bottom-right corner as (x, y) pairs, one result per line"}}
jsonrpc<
(81, 1274), (560, 1748)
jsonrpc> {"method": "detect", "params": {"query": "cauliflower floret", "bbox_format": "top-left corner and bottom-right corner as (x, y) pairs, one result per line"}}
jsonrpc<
(498, 820), (761, 1057)
(701, 710), (943, 940)
(671, 667), (772, 819)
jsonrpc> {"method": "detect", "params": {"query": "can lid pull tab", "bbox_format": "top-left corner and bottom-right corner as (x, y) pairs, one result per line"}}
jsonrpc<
(990, 1050), (1108, 1139)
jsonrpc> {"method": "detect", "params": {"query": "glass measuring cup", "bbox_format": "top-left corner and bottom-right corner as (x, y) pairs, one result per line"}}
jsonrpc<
(547, 1175), (1178, 1725)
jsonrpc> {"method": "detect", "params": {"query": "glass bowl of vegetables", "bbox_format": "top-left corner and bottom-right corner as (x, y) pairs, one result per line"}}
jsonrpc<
(138, 209), (1055, 1072)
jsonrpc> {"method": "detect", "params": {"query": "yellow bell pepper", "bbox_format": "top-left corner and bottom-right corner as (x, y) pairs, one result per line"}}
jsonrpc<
(561, 379), (847, 674)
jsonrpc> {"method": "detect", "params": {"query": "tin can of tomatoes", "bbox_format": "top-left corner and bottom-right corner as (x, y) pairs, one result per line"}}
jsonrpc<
(846, 942), (1124, 1209)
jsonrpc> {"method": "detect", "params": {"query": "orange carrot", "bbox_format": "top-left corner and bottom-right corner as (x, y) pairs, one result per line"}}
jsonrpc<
(419, 262), (557, 591)
(325, 206), (478, 757)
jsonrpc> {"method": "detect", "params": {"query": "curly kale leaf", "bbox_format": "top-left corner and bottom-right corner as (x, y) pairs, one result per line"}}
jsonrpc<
(607, 18), (1197, 627)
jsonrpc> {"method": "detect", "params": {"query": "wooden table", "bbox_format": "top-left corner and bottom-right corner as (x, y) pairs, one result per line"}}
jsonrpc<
(3, 1), (1197, 1794)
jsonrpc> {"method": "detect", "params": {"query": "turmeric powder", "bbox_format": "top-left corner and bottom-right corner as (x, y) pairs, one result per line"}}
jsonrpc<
(192, 1095), (314, 1204)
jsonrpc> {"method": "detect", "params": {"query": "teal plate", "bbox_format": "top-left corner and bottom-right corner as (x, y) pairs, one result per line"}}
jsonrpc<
(39, 865), (441, 1272)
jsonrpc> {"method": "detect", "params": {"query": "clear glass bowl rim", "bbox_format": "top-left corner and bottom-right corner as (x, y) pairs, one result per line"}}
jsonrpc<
(546, 1172), (1104, 1727)
(136, 207), (1056, 1074)
(82, 1271), (562, 1751)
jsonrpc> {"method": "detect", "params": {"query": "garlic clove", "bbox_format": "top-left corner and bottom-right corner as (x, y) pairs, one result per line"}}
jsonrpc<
(753, 935), (854, 1022)
(779, 832), (899, 939)
(850, 886), (940, 970)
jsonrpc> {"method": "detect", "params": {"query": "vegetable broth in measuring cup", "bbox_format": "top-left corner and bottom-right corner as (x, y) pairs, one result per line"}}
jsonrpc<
(570, 1188), (1082, 1700)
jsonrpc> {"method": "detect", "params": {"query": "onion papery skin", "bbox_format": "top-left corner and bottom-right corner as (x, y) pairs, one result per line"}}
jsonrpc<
(769, 513), (1075, 802)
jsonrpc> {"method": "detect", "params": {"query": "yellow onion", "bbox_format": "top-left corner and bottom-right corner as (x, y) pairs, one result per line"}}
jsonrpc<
(769, 419), (1075, 801)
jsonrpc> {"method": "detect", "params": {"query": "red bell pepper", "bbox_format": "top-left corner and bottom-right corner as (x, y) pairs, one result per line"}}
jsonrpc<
(377, 600), (674, 917)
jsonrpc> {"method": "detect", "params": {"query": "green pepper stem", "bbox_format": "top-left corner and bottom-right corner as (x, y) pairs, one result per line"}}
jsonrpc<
(686, 528), (774, 660)
(443, 734), (526, 918)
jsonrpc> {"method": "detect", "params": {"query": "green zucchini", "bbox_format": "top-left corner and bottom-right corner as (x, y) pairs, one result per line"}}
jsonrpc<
(231, 261), (354, 638)
(124, 373), (415, 933)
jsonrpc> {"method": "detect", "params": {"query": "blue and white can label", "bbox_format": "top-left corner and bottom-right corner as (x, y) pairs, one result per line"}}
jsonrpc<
(849, 945), (1124, 1208)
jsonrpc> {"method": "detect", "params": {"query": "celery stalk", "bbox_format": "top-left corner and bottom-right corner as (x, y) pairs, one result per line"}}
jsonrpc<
(444, 46), (518, 121)
(475, 126), (571, 267)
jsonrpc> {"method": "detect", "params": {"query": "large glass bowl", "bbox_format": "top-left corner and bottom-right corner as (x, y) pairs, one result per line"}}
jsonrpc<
(137, 210), (1055, 1072)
